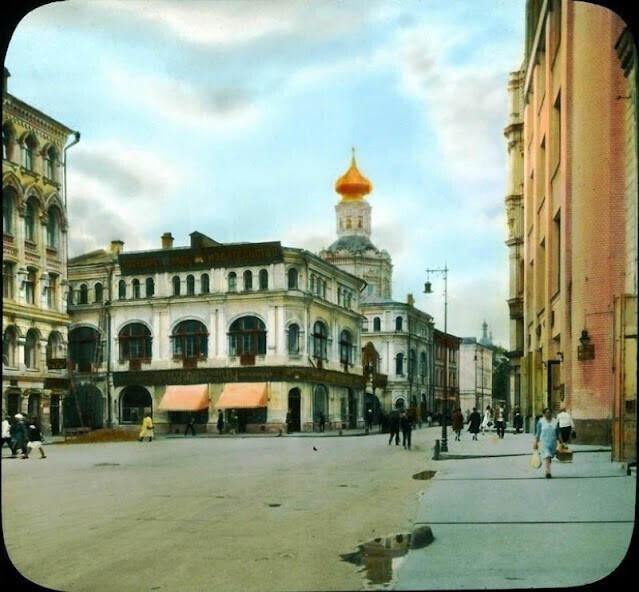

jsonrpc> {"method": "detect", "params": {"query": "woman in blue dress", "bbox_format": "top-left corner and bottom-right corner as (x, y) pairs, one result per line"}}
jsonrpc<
(534, 407), (560, 478)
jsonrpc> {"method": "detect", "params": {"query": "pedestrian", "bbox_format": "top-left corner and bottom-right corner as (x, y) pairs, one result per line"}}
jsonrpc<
(318, 411), (326, 433)
(495, 403), (506, 439)
(365, 408), (373, 432)
(481, 405), (493, 435)
(285, 409), (292, 434)
(184, 413), (196, 437)
(513, 406), (523, 434)
(427, 414), (433, 428)
(388, 410), (400, 446)
(2, 416), (12, 454)
(217, 409), (225, 434)
(24, 417), (47, 459)
(467, 407), (481, 440)
(11, 414), (28, 459)
(139, 412), (154, 442)
(451, 407), (464, 441)
(556, 406), (576, 447)
(534, 406), (560, 478)
(229, 410), (239, 435)
(400, 410), (412, 449)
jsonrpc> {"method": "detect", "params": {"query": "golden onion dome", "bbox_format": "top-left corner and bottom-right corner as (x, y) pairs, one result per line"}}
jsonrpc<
(335, 148), (373, 201)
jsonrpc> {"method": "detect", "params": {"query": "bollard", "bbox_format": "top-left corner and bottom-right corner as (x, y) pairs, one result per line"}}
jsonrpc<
(432, 439), (440, 460)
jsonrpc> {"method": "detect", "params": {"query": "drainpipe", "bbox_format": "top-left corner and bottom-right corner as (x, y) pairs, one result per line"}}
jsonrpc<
(62, 131), (80, 430)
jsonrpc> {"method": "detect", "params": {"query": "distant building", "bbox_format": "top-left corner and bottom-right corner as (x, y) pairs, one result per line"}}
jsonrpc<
(505, 1), (637, 459)
(320, 151), (454, 420)
(66, 231), (367, 433)
(2, 67), (79, 434)
(459, 332), (494, 416)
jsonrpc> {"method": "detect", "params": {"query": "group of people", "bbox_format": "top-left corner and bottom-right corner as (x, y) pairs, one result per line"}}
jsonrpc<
(387, 409), (413, 449)
(2, 414), (47, 459)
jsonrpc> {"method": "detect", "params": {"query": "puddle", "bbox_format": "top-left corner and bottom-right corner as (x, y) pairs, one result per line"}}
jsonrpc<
(341, 526), (434, 586)
(412, 470), (436, 480)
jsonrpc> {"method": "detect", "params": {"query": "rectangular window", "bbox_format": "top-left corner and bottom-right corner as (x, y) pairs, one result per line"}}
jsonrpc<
(25, 269), (36, 304)
(3, 263), (13, 299)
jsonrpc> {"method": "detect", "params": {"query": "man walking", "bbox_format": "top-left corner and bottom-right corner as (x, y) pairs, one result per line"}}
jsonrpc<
(400, 410), (413, 450)
(388, 410), (400, 446)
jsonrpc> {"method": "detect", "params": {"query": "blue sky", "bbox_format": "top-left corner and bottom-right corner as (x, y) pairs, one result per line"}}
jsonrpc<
(5, 0), (526, 346)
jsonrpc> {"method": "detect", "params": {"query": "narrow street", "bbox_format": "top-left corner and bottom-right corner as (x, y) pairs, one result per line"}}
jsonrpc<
(2, 427), (441, 592)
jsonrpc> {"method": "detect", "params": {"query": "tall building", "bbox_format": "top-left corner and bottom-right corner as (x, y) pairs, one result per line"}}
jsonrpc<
(2, 68), (79, 434)
(459, 324), (495, 417)
(66, 232), (367, 433)
(320, 151), (461, 419)
(505, 1), (637, 460)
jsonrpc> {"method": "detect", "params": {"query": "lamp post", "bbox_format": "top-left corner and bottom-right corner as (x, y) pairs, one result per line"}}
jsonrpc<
(424, 265), (449, 452)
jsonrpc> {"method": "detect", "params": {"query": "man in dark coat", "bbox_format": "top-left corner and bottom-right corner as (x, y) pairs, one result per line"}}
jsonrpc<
(11, 414), (28, 458)
(467, 407), (482, 441)
(388, 410), (400, 446)
(400, 411), (413, 449)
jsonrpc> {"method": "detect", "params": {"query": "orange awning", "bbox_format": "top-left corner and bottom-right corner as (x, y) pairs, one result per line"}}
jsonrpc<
(215, 383), (268, 409)
(158, 384), (209, 411)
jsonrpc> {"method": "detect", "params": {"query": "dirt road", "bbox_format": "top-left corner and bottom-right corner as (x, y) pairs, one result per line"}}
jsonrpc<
(2, 427), (441, 592)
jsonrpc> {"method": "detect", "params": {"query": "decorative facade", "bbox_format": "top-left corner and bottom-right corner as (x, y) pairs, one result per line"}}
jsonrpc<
(2, 68), (79, 434)
(66, 232), (367, 433)
(320, 150), (461, 420)
(505, 0), (637, 460)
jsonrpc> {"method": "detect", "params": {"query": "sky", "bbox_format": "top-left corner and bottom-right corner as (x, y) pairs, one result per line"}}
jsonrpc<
(4, 0), (527, 347)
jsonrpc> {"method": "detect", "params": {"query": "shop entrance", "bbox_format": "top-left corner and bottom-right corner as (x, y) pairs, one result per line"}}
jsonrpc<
(287, 388), (301, 432)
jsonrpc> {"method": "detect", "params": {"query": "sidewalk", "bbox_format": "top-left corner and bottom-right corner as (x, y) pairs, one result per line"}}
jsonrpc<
(393, 431), (637, 590)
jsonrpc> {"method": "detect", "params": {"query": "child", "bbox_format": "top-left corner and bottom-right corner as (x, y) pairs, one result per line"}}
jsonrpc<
(25, 417), (47, 459)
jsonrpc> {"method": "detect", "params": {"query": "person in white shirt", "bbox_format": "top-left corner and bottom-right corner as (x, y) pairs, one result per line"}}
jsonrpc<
(2, 416), (12, 454)
(556, 406), (576, 446)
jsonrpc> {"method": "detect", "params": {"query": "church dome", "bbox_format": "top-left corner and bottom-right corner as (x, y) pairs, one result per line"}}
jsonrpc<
(335, 149), (372, 201)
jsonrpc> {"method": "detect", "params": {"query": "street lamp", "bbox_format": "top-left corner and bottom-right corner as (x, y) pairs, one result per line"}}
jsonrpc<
(424, 265), (449, 452)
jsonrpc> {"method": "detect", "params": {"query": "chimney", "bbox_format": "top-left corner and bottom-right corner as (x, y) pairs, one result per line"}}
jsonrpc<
(110, 240), (124, 255)
(407, 293), (415, 306)
(161, 232), (174, 249)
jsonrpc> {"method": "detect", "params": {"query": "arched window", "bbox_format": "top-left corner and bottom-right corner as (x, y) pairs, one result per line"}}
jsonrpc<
(46, 331), (65, 363)
(287, 268), (298, 289)
(339, 329), (353, 366)
(186, 274), (195, 295)
(200, 273), (210, 294)
(79, 283), (88, 304)
(23, 135), (37, 171)
(395, 353), (404, 375)
(24, 268), (36, 304)
(145, 278), (155, 297)
(69, 326), (100, 372)
(3, 326), (18, 367)
(171, 320), (208, 359)
(25, 197), (38, 243)
(119, 323), (152, 361)
(228, 316), (266, 356)
(395, 316), (403, 331)
(132, 279), (141, 299)
(287, 323), (300, 355)
(312, 321), (328, 360)
(3, 261), (15, 300)
(228, 272), (237, 292)
(44, 146), (57, 180)
(172, 275), (181, 296)
(3, 187), (16, 234)
(46, 206), (61, 248)
(2, 123), (15, 161)
(243, 270), (253, 291)
(373, 317), (381, 331)
(94, 282), (103, 303)
(408, 348), (417, 378)
(118, 280), (126, 300)
(259, 269), (268, 290)
(24, 329), (39, 369)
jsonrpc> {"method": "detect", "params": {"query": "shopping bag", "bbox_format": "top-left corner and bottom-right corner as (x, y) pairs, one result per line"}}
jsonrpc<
(530, 450), (542, 469)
